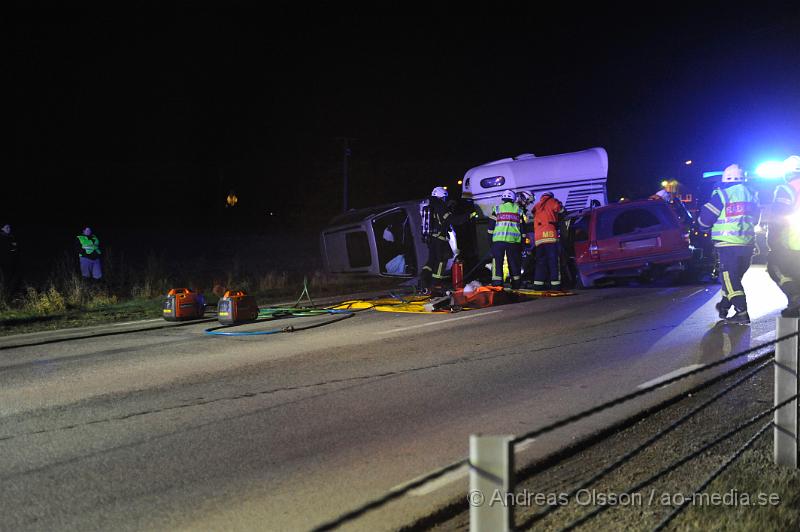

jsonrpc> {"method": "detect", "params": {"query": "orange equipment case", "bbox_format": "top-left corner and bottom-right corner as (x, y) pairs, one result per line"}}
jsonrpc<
(163, 288), (206, 321)
(217, 290), (259, 325)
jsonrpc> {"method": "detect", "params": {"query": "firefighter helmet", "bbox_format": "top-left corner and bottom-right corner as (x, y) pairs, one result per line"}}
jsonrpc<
(431, 186), (448, 199)
(501, 190), (517, 202)
(721, 164), (745, 183)
(784, 155), (800, 179)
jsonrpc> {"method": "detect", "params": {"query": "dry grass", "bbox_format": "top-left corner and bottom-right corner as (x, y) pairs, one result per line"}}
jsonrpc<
(0, 242), (406, 332)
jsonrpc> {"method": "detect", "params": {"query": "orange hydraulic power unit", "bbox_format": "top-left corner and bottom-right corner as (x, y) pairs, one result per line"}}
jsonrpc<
(163, 288), (206, 321)
(217, 290), (259, 325)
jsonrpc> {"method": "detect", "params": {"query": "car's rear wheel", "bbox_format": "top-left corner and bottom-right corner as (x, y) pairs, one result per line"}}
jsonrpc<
(577, 271), (593, 289)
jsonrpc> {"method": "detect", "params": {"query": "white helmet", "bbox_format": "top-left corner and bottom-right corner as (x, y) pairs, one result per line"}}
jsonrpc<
(501, 190), (517, 202)
(721, 164), (745, 183)
(431, 186), (448, 199)
(784, 155), (800, 179)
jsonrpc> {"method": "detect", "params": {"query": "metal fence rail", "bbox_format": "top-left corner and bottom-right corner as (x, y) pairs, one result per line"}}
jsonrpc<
(515, 359), (774, 530)
(558, 393), (798, 531)
(652, 421), (774, 531)
(313, 320), (799, 531)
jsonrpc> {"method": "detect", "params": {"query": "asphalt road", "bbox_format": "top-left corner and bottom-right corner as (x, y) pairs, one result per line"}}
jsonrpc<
(0, 266), (786, 531)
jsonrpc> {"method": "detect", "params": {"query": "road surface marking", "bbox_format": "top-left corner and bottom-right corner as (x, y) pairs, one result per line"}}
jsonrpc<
(754, 331), (775, 343)
(515, 438), (537, 453)
(679, 288), (707, 301)
(403, 437), (540, 496)
(637, 364), (704, 389)
(377, 310), (503, 334)
(107, 318), (164, 327)
(386, 464), (469, 496)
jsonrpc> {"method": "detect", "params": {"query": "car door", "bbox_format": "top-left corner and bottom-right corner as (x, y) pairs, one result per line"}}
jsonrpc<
(320, 223), (377, 274)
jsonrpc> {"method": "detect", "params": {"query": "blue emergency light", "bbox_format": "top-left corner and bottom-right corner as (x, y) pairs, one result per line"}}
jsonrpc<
(755, 161), (786, 179)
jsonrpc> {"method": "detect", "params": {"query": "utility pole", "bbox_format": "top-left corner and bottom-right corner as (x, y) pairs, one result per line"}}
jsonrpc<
(337, 137), (356, 212)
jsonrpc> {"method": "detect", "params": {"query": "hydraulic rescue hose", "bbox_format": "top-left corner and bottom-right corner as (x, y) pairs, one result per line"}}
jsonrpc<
(202, 277), (421, 337)
(203, 277), (358, 337)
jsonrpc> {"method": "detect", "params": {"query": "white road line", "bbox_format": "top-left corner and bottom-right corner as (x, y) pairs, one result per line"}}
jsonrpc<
(637, 364), (704, 390)
(106, 318), (164, 327)
(514, 439), (537, 453)
(754, 331), (775, 343)
(407, 465), (469, 496)
(679, 288), (707, 301)
(377, 310), (503, 334)
(403, 438), (539, 496)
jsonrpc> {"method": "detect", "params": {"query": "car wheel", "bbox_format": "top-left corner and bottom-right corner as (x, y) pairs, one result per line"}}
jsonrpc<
(577, 272), (593, 289)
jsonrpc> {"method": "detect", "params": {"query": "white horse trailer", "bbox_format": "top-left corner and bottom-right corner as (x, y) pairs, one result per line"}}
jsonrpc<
(463, 147), (609, 216)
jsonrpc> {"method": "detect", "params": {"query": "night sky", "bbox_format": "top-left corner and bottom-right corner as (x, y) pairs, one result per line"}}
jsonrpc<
(11, 6), (800, 233)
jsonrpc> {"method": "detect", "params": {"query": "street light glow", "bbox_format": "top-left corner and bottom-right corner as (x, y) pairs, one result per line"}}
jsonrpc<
(685, 160), (692, 165)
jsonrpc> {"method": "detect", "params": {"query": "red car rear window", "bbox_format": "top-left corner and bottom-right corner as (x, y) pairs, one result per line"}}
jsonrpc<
(595, 204), (674, 240)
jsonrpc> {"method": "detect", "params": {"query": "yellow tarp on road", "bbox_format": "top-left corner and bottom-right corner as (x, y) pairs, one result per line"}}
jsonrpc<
(328, 296), (436, 313)
(326, 289), (574, 314)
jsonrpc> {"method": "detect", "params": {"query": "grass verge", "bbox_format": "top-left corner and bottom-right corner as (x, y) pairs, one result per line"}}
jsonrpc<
(0, 272), (405, 337)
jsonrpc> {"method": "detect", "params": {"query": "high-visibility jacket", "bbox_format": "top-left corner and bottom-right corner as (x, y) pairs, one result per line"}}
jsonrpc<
(532, 196), (565, 245)
(77, 234), (101, 258)
(489, 202), (526, 244)
(708, 184), (758, 246)
(772, 178), (800, 251)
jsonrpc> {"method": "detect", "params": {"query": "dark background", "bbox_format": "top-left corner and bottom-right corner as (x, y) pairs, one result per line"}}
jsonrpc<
(9, 6), (800, 271)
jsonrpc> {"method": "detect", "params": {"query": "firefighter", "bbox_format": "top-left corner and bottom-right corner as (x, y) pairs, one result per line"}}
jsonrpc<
(77, 226), (103, 282)
(516, 191), (536, 285)
(488, 190), (526, 289)
(697, 164), (759, 324)
(532, 192), (566, 290)
(764, 155), (800, 317)
(420, 187), (475, 293)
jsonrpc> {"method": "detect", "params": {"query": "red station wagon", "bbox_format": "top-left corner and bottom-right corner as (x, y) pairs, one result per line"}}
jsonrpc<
(566, 200), (693, 287)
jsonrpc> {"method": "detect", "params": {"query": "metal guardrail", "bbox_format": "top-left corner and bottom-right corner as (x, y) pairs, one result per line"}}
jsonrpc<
(313, 318), (799, 531)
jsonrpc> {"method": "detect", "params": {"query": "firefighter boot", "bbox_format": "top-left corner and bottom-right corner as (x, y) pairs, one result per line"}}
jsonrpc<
(782, 296), (800, 318)
(726, 310), (750, 325)
(715, 301), (730, 320)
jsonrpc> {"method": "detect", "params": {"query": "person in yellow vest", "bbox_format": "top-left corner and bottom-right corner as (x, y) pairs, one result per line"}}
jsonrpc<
(764, 155), (800, 317)
(488, 190), (526, 289)
(76, 226), (102, 281)
(697, 164), (759, 324)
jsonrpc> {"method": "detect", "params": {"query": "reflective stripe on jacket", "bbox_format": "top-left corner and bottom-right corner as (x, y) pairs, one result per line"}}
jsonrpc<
(710, 184), (757, 246)
(490, 202), (525, 243)
(774, 179), (800, 251)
